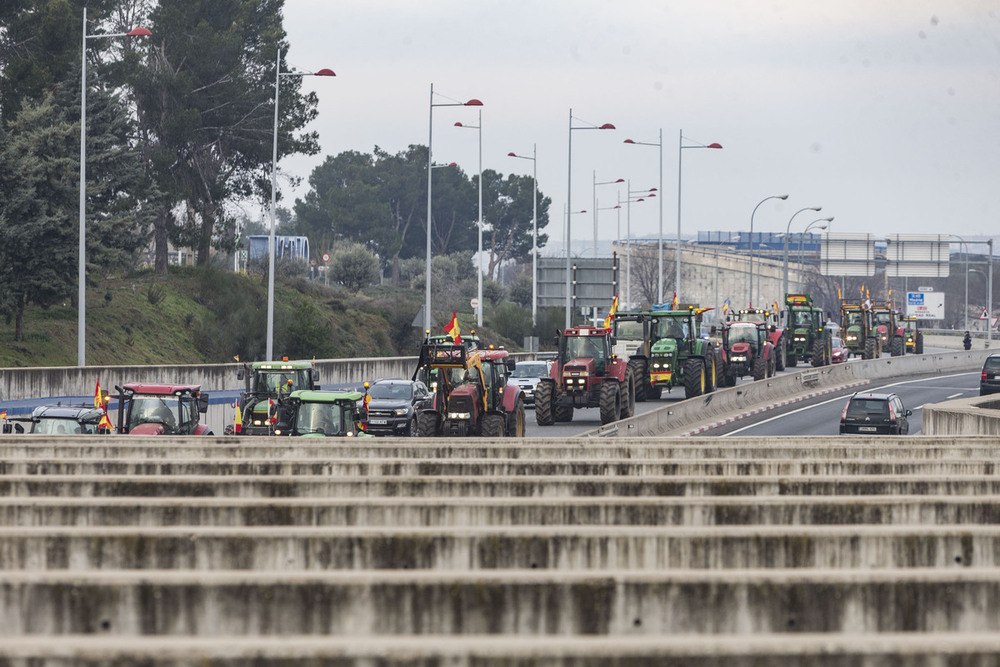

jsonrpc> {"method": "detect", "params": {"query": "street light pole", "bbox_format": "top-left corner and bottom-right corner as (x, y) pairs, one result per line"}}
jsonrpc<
(674, 130), (722, 305)
(267, 55), (335, 361)
(950, 235), (970, 332)
(425, 85), (482, 334)
(455, 112), (484, 326)
(773, 206), (821, 305)
(783, 215), (831, 297)
(592, 173), (624, 257)
(748, 194), (789, 307)
(507, 146), (537, 325)
(566, 110), (615, 328)
(78, 9), (150, 367)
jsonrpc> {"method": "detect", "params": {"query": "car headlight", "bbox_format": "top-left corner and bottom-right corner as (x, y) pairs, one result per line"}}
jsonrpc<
(448, 412), (472, 420)
(394, 408), (409, 416)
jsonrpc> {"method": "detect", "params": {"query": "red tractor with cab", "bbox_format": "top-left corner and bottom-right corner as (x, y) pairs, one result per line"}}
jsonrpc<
(730, 308), (787, 371)
(113, 384), (213, 435)
(719, 320), (776, 386)
(535, 325), (635, 426)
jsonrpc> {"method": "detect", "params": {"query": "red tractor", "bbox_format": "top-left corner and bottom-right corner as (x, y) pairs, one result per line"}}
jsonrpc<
(872, 303), (906, 357)
(113, 383), (213, 435)
(535, 325), (636, 426)
(412, 340), (525, 437)
(719, 321), (776, 386)
(730, 308), (787, 371)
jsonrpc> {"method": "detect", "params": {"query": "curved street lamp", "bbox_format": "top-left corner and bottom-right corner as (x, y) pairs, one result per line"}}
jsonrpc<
(747, 194), (789, 307)
(425, 85), (482, 334)
(78, 9), (150, 366)
(592, 175), (624, 257)
(624, 183), (654, 308)
(566, 110), (615, 327)
(951, 234), (971, 332)
(267, 56), (335, 361)
(507, 147), (538, 326)
(674, 131), (722, 304)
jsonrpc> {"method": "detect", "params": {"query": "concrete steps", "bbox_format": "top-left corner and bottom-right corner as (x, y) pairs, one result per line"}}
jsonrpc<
(3, 434), (1000, 665)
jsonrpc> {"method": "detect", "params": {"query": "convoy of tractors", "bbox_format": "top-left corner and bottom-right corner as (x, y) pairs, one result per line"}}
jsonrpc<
(3, 290), (926, 438)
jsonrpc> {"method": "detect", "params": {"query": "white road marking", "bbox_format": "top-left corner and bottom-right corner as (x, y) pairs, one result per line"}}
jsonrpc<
(947, 393), (963, 399)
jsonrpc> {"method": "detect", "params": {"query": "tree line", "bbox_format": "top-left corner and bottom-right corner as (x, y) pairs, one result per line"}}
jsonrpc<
(0, 1), (552, 341)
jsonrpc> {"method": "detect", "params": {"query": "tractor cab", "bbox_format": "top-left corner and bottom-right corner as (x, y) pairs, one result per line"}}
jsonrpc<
(115, 384), (211, 436)
(236, 359), (319, 435)
(273, 390), (368, 437)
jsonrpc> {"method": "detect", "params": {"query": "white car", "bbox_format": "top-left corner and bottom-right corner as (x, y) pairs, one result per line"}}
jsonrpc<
(509, 360), (552, 406)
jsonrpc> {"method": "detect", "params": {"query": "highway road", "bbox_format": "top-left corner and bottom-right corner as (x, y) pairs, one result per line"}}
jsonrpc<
(524, 345), (959, 439)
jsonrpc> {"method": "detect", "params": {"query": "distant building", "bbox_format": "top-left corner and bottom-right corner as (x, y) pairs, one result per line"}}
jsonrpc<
(248, 235), (310, 263)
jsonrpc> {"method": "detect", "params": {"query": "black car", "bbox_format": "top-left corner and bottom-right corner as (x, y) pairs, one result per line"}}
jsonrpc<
(839, 391), (911, 435)
(364, 379), (431, 436)
(982, 354), (1000, 396)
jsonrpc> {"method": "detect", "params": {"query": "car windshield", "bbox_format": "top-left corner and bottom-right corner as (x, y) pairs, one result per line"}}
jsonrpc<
(127, 396), (179, 433)
(295, 401), (348, 435)
(832, 337), (844, 348)
(369, 383), (412, 400)
(846, 398), (889, 419)
(511, 363), (548, 379)
(33, 418), (93, 435)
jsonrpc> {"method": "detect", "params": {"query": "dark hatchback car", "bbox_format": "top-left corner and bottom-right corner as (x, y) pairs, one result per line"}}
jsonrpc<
(364, 379), (432, 437)
(981, 354), (1000, 396)
(839, 392), (911, 435)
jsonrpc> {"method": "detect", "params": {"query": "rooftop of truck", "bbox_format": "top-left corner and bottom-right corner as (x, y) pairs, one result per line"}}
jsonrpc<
(122, 383), (202, 396)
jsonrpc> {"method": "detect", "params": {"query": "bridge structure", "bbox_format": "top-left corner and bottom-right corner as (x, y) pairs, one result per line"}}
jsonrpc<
(1, 349), (999, 664)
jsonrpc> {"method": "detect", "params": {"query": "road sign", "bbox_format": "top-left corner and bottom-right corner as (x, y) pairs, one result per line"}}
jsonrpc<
(470, 298), (480, 310)
(321, 253), (330, 263)
(905, 292), (945, 320)
(980, 308), (990, 321)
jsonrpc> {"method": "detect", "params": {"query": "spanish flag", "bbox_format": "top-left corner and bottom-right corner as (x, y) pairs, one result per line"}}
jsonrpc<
(722, 299), (730, 317)
(837, 285), (842, 300)
(0, 411), (6, 420)
(94, 378), (103, 409)
(232, 400), (243, 434)
(443, 311), (462, 345)
(98, 412), (113, 433)
(233, 354), (240, 362)
(602, 294), (619, 329)
(671, 292), (679, 310)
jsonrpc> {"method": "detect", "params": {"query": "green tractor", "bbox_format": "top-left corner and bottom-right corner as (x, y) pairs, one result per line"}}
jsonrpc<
(272, 389), (371, 438)
(234, 359), (319, 435)
(781, 293), (832, 367)
(614, 306), (718, 400)
(841, 302), (882, 359)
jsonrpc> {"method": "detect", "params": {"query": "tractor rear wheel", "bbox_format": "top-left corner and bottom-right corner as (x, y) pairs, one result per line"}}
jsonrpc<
(416, 412), (440, 437)
(775, 339), (786, 371)
(684, 358), (705, 398)
(705, 351), (718, 393)
(915, 333), (924, 354)
(752, 355), (767, 381)
(535, 381), (555, 426)
(599, 381), (621, 424)
(722, 367), (737, 387)
(865, 337), (878, 360)
(786, 353), (798, 368)
(628, 359), (647, 402)
(482, 413), (505, 437)
(891, 335), (904, 357)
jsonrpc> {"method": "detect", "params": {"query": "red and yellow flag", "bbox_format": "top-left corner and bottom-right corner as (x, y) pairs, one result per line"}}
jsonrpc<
(671, 292), (679, 310)
(602, 294), (619, 329)
(443, 311), (462, 345)
(837, 285), (842, 300)
(0, 411), (7, 420)
(94, 378), (103, 409)
(232, 400), (243, 434)
(98, 412), (113, 432)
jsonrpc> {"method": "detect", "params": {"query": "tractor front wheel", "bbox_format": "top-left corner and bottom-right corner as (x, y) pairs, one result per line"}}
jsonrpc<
(416, 412), (440, 437)
(811, 337), (828, 367)
(891, 335), (904, 357)
(752, 355), (767, 381)
(865, 337), (878, 360)
(775, 339), (786, 371)
(684, 358), (706, 398)
(535, 381), (555, 426)
(628, 359), (647, 402)
(619, 368), (636, 419)
(482, 413), (505, 437)
(506, 398), (525, 437)
(599, 381), (621, 425)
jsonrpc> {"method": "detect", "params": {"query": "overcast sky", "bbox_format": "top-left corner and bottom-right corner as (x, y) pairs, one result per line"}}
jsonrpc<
(278, 0), (1000, 253)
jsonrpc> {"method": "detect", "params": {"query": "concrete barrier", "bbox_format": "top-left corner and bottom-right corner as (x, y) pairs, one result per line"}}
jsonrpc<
(5, 568), (1000, 636)
(2, 524), (999, 570)
(923, 394), (1000, 436)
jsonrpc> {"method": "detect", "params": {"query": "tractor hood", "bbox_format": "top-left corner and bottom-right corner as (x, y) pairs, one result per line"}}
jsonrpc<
(730, 341), (752, 356)
(650, 338), (678, 357)
(129, 423), (166, 436)
(563, 358), (597, 374)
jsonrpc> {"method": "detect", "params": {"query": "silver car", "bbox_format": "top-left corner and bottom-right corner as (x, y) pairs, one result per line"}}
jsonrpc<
(509, 360), (552, 406)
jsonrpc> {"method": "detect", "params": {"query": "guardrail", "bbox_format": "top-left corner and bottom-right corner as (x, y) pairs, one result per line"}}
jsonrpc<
(588, 349), (994, 438)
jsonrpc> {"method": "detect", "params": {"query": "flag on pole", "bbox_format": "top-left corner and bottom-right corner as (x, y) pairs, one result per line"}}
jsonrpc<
(0, 411), (6, 420)
(94, 378), (103, 409)
(722, 299), (730, 317)
(443, 311), (462, 345)
(232, 400), (243, 434)
(602, 294), (619, 329)
(837, 285), (842, 300)
(233, 354), (240, 362)
(671, 292), (679, 310)
(98, 412), (113, 432)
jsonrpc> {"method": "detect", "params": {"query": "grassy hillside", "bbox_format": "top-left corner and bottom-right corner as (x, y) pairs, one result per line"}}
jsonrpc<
(0, 266), (505, 367)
